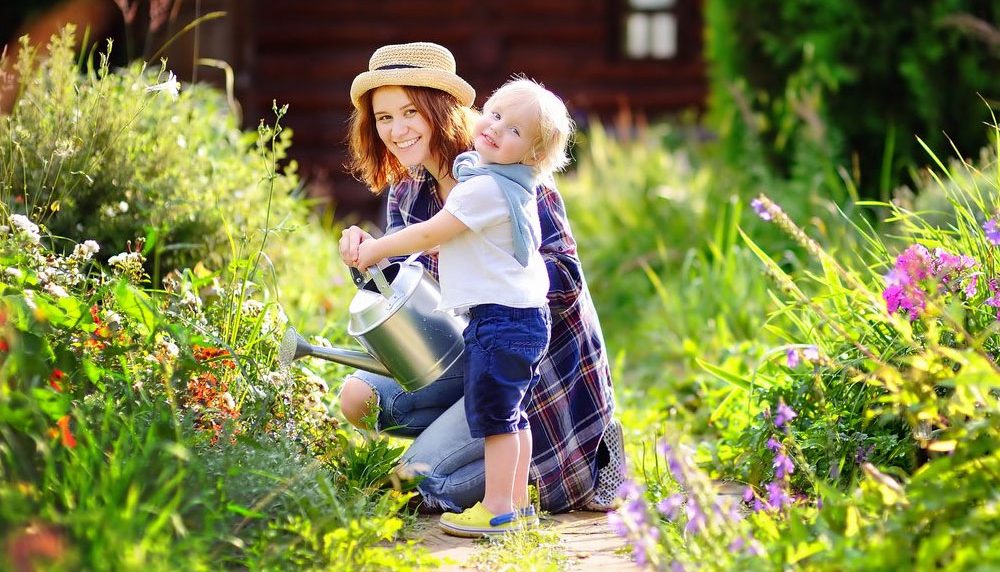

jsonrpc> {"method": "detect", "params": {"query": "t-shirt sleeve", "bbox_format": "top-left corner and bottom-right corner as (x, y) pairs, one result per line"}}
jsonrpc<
(443, 175), (509, 232)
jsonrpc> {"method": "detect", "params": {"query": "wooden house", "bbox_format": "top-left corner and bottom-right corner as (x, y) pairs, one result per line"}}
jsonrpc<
(7, 0), (707, 222)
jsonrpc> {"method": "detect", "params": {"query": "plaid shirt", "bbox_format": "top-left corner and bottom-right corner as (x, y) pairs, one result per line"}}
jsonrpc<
(384, 169), (616, 512)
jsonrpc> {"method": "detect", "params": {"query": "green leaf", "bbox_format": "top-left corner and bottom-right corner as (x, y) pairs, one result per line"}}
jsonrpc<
(114, 281), (157, 337)
(226, 503), (265, 519)
(697, 357), (756, 391)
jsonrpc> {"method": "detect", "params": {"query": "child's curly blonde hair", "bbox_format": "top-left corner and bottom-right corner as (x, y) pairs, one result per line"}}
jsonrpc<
(483, 77), (575, 176)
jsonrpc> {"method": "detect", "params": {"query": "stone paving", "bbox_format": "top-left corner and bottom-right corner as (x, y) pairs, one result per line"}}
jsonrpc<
(412, 511), (642, 571)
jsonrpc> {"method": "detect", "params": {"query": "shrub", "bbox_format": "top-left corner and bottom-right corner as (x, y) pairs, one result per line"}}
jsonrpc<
(0, 26), (303, 279)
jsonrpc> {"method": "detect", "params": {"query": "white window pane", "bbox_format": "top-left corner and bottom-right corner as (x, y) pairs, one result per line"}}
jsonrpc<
(650, 13), (677, 59)
(629, 0), (674, 9)
(625, 13), (649, 58)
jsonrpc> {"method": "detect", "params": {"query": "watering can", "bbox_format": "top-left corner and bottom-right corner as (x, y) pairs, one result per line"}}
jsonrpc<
(279, 255), (468, 392)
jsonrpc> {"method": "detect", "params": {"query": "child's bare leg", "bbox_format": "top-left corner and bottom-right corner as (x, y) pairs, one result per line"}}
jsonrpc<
(482, 433), (518, 516)
(513, 428), (532, 508)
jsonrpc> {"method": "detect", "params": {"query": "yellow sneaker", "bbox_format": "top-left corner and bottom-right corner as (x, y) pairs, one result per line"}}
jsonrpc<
(439, 502), (523, 538)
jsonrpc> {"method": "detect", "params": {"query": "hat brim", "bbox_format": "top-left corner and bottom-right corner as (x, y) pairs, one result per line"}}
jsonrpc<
(351, 68), (475, 109)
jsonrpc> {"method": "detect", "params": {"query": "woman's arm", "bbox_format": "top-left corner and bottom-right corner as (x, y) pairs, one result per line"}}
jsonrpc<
(537, 181), (585, 315)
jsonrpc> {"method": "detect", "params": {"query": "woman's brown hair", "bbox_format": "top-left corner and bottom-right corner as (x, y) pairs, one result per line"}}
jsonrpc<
(347, 86), (475, 194)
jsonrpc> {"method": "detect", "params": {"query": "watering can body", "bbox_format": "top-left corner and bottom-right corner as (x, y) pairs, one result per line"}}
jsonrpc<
(345, 260), (467, 391)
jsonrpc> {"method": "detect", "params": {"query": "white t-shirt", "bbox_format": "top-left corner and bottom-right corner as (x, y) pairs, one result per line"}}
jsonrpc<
(439, 174), (549, 314)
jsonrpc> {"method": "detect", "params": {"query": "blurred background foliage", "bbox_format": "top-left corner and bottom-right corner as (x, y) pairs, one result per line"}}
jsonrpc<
(705, 0), (1000, 202)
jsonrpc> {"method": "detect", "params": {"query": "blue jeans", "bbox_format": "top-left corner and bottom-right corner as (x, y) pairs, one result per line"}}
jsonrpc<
(346, 357), (485, 511)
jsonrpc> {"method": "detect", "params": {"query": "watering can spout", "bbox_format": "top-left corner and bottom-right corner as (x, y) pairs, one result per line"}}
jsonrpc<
(279, 327), (391, 377)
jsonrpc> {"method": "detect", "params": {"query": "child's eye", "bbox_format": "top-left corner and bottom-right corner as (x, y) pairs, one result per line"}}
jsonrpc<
(511, 127), (520, 136)
(491, 111), (501, 120)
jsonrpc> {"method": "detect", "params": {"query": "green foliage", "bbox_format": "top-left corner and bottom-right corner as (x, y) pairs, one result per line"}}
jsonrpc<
(470, 528), (569, 571)
(0, 26), (305, 279)
(704, 0), (1000, 200)
(0, 28), (418, 567)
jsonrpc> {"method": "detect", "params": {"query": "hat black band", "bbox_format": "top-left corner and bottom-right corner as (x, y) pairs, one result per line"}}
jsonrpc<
(376, 64), (420, 70)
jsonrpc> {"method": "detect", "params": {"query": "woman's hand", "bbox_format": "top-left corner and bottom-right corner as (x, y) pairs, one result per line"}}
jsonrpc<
(339, 225), (372, 267)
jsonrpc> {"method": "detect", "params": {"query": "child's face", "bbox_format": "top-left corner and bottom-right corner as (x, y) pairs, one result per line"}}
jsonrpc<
(472, 96), (539, 166)
(371, 86), (438, 173)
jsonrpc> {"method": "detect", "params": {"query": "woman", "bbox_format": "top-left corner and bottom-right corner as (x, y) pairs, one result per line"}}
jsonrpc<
(339, 41), (623, 514)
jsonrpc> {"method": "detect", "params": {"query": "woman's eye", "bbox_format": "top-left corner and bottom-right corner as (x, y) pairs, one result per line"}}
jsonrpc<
(375, 115), (390, 122)
(404, 109), (417, 117)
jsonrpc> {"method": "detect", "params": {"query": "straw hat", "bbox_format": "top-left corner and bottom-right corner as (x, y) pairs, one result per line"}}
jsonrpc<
(350, 42), (475, 109)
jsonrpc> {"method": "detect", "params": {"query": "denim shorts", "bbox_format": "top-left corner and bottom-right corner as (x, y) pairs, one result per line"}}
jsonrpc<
(463, 304), (551, 438)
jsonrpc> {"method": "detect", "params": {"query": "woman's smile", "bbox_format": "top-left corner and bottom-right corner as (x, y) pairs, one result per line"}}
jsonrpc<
(396, 136), (420, 149)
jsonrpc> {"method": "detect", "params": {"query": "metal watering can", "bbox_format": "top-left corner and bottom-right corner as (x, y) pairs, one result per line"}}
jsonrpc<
(279, 255), (468, 392)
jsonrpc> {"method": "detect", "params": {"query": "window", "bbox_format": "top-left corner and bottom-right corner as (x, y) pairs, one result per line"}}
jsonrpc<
(623, 0), (677, 60)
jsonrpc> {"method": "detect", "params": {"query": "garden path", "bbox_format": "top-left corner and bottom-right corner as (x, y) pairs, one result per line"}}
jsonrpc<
(412, 511), (640, 570)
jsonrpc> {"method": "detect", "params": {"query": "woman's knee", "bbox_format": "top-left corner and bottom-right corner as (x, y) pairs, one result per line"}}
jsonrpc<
(340, 376), (376, 428)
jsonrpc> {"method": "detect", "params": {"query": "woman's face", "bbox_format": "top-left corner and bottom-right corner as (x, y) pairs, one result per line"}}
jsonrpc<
(371, 86), (437, 173)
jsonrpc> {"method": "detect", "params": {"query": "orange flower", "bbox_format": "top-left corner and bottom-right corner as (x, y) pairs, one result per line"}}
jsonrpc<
(192, 344), (236, 369)
(49, 369), (65, 392)
(55, 416), (76, 448)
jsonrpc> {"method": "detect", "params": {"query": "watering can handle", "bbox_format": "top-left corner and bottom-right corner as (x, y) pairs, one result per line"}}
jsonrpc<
(349, 266), (366, 289)
(347, 251), (422, 293)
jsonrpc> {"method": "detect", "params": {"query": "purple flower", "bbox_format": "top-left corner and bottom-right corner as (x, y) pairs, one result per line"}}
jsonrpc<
(964, 274), (979, 298)
(984, 217), (1000, 245)
(683, 500), (707, 535)
(620, 497), (648, 528)
(766, 437), (782, 452)
(774, 452), (795, 478)
(742, 486), (755, 503)
(751, 198), (772, 221)
(657, 494), (684, 520)
(802, 345), (820, 361)
(657, 440), (688, 487)
(618, 479), (642, 500)
(785, 347), (800, 368)
(774, 401), (797, 428)
(883, 245), (933, 319)
(766, 481), (791, 511)
(987, 279), (1000, 318)
(883, 244), (982, 319)
(855, 444), (874, 464)
(607, 510), (628, 536)
(728, 536), (747, 554)
(631, 527), (660, 567)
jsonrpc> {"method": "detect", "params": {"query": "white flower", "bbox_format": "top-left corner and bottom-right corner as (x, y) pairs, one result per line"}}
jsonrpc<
(5, 267), (22, 279)
(44, 283), (68, 298)
(146, 71), (180, 98)
(118, 201), (129, 213)
(242, 299), (264, 316)
(73, 239), (100, 260)
(9, 214), (40, 243)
